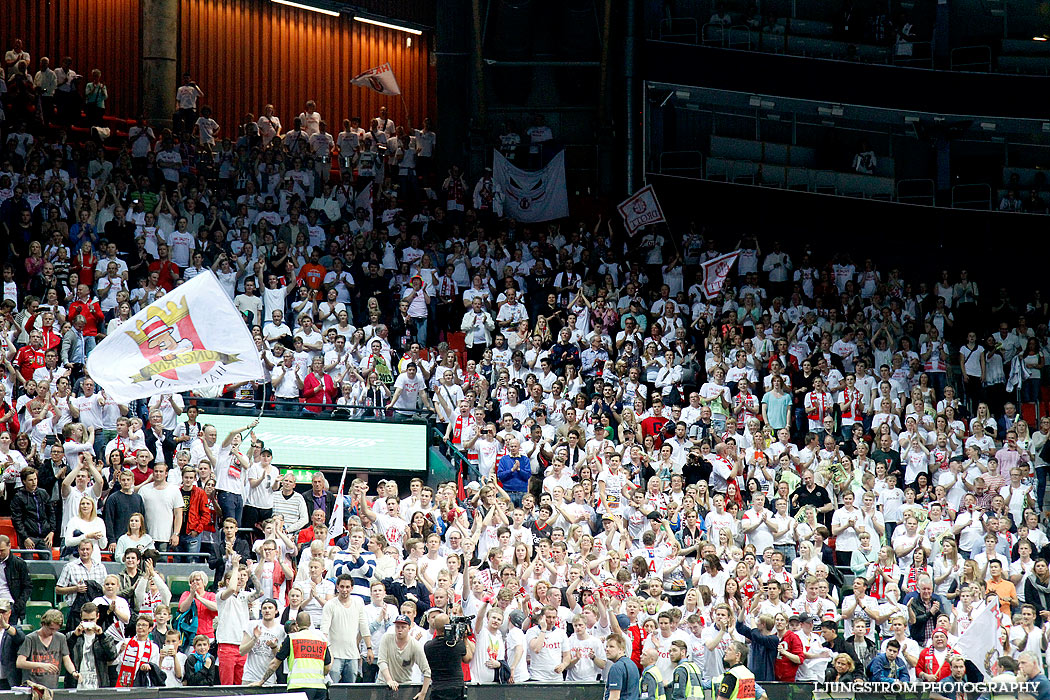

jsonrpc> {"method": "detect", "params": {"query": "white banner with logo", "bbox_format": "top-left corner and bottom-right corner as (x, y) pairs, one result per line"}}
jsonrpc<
(617, 185), (666, 236)
(350, 62), (401, 96)
(701, 251), (740, 299)
(492, 149), (570, 222)
(86, 272), (264, 403)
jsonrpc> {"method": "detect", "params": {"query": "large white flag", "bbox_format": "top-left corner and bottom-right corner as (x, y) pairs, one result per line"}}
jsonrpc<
(955, 596), (1003, 678)
(617, 185), (666, 237)
(350, 62), (401, 96)
(492, 149), (570, 223)
(701, 251), (740, 299)
(86, 272), (264, 404)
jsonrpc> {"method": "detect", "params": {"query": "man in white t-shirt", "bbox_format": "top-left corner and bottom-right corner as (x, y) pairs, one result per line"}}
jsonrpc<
(644, 610), (691, 689)
(564, 613), (606, 681)
(137, 463), (184, 550)
(525, 606), (568, 681)
(387, 363), (434, 413)
(240, 598), (286, 686)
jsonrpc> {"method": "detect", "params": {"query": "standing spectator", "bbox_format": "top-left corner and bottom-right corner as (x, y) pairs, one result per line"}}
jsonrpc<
(216, 564), (262, 686)
(138, 462), (184, 552)
(10, 467), (54, 552)
(66, 601), (116, 689)
(82, 69), (107, 127)
(321, 574), (373, 683)
(0, 536), (30, 625)
(174, 74), (203, 135)
(16, 609), (76, 689)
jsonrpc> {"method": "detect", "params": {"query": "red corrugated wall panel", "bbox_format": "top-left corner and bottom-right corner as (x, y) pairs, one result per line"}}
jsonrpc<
(178, 0), (432, 137)
(1, 0), (142, 119)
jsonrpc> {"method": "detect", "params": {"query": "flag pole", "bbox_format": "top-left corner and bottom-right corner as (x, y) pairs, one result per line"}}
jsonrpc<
(398, 94), (411, 126)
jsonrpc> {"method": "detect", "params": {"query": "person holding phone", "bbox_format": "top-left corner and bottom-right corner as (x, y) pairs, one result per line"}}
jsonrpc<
(66, 602), (116, 689)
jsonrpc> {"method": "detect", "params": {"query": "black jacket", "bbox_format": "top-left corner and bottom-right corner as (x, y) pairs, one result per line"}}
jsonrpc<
(207, 536), (252, 586)
(143, 428), (177, 465)
(66, 629), (118, 688)
(0, 625), (25, 687)
(183, 654), (219, 686)
(1026, 575), (1050, 625)
(304, 490), (336, 522)
(10, 487), (55, 543)
(0, 555), (30, 623)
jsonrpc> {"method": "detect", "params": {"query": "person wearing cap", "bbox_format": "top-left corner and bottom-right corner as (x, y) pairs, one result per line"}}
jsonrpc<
(253, 611), (329, 698)
(914, 628), (955, 682)
(378, 614), (431, 696)
(240, 597), (286, 687)
(794, 613), (832, 681)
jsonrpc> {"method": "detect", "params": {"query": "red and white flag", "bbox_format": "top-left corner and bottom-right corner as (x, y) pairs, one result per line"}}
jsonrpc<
(617, 185), (665, 237)
(350, 62), (401, 96)
(86, 272), (263, 403)
(701, 251), (740, 299)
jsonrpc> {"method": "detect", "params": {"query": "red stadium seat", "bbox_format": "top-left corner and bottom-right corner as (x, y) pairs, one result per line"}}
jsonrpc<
(1021, 402), (1038, 426)
(0, 518), (17, 549)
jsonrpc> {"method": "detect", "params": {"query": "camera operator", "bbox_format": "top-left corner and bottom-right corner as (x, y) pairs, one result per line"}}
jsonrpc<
(424, 613), (474, 700)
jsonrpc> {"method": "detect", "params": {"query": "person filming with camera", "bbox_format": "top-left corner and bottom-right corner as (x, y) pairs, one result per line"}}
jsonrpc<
(424, 613), (474, 700)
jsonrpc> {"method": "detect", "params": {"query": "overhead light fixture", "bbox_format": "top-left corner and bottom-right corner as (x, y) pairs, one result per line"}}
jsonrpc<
(355, 15), (423, 34)
(818, 105), (844, 117)
(980, 122), (997, 131)
(271, 0), (339, 16)
(1034, 35), (1048, 41)
(748, 96), (762, 107)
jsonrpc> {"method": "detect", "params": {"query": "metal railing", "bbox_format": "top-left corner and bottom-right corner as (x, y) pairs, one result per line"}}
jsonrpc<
(191, 397), (434, 421)
(951, 44), (993, 72)
(952, 183), (993, 210)
(658, 150), (705, 178)
(701, 22), (729, 47)
(660, 17), (698, 44)
(895, 178), (936, 206)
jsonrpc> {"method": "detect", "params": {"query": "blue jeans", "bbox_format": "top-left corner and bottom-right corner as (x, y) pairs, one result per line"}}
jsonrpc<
(505, 490), (526, 507)
(217, 490), (244, 525)
(178, 534), (202, 559)
(93, 430), (109, 460)
(328, 657), (359, 684)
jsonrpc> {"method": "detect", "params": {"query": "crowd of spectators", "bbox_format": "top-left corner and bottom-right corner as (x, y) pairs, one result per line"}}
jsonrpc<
(4, 36), (1050, 700)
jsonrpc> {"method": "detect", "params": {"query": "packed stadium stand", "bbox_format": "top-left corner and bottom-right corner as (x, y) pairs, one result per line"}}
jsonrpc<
(2, 0), (1050, 698)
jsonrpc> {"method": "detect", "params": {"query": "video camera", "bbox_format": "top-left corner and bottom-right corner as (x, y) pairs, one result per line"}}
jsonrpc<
(444, 615), (475, 647)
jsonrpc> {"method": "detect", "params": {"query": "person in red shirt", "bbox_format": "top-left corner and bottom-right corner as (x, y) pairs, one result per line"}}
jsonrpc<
(31, 309), (62, 352)
(67, 284), (105, 352)
(296, 249), (326, 301)
(148, 243), (181, 291)
(639, 396), (669, 448)
(773, 613), (805, 682)
(915, 628), (955, 682)
(14, 329), (46, 381)
(302, 356), (336, 412)
(73, 241), (98, 285)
